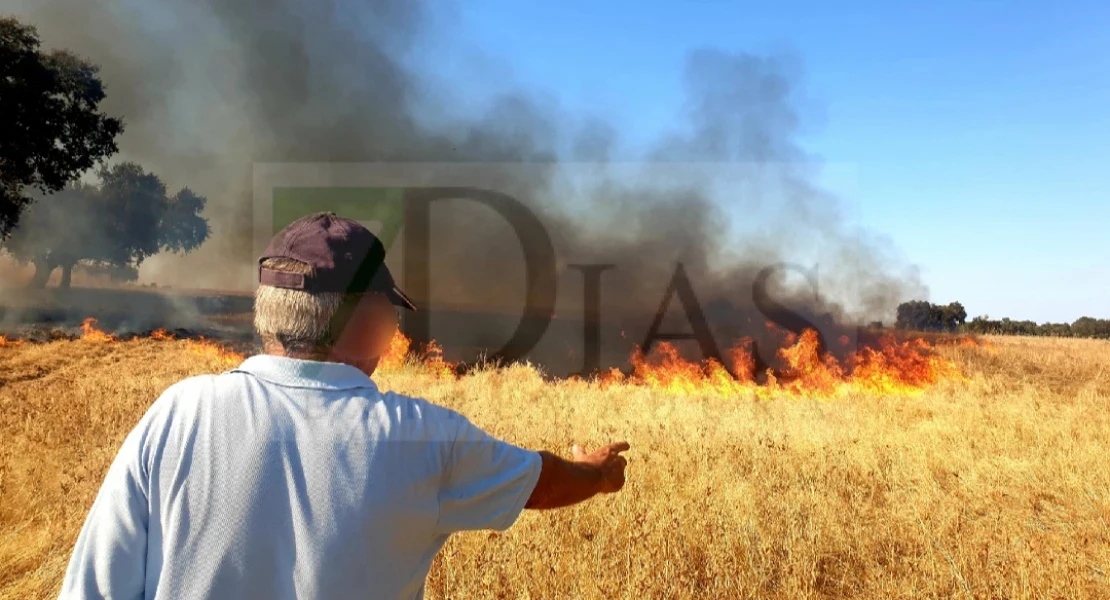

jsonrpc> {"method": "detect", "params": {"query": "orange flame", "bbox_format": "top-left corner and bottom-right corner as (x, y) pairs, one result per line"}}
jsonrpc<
(185, 337), (245, 368)
(68, 318), (970, 396)
(599, 329), (965, 398)
(80, 318), (117, 343)
(420, 339), (457, 379)
(375, 329), (457, 378)
(0, 335), (23, 347)
(377, 328), (412, 371)
(846, 334), (966, 394)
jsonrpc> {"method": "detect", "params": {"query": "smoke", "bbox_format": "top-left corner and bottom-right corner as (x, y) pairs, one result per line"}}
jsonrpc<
(4, 0), (927, 372)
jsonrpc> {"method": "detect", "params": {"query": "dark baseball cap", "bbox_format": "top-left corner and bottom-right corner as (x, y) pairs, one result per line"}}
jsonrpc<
(258, 211), (416, 310)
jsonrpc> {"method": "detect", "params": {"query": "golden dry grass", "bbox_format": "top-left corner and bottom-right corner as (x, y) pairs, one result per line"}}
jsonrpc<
(1, 335), (1109, 599)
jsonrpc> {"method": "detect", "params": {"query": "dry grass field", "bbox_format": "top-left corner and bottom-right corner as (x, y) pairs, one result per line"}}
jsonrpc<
(1, 332), (1109, 598)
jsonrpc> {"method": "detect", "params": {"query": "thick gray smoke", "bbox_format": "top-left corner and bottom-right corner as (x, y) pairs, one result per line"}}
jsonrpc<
(4, 0), (927, 373)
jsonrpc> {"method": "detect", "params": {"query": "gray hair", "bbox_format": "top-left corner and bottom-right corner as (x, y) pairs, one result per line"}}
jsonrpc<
(254, 257), (357, 353)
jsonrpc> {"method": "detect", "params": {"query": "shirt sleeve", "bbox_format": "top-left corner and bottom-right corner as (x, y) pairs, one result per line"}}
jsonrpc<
(59, 415), (151, 599)
(436, 412), (542, 533)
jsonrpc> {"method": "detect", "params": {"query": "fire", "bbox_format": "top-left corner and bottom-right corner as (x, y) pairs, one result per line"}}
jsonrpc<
(420, 339), (457, 379)
(0, 335), (23, 347)
(599, 329), (966, 398)
(80, 318), (117, 343)
(55, 317), (968, 396)
(371, 327), (963, 394)
(601, 343), (744, 396)
(185, 337), (245, 368)
(846, 335), (965, 394)
(74, 318), (242, 368)
(376, 328), (412, 371)
(374, 329), (457, 378)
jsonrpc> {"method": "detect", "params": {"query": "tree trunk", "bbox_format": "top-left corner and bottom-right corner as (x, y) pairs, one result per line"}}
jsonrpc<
(29, 257), (54, 288)
(59, 263), (74, 289)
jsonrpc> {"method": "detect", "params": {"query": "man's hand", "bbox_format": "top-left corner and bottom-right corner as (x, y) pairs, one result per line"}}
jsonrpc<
(571, 441), (629, 494)
(525, 441), (631, 510)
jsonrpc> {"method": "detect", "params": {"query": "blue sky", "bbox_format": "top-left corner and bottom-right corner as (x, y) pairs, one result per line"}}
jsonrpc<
(428, 0), (1109, 323)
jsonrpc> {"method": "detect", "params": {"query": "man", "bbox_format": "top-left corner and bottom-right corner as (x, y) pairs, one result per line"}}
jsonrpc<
(60, 211), (629, 599)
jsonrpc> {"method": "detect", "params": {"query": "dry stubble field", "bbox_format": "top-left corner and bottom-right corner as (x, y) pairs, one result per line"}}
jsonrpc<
(1, 334), (1109, 599)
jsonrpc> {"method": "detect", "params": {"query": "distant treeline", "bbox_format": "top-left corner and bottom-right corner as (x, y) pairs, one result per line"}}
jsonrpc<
(889, 300), (1110, 339)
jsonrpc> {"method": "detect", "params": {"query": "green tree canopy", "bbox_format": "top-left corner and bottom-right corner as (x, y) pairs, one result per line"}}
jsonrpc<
(0, 17), (124, 237)
(958, 314), (1109, 339)
(895, 300), (968, 332)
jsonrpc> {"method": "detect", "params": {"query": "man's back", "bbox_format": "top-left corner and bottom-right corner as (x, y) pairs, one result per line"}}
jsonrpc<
(60, 355), (542, 600)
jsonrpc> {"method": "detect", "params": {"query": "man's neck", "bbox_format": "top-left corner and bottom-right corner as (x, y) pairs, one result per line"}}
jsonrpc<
(262, 343), (380, 377)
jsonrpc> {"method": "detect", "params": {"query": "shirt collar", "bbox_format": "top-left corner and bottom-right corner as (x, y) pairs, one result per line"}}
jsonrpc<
(231, 354), (379, 391)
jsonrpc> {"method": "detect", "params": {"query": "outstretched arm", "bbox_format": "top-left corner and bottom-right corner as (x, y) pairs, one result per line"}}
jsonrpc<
(525, 442), (630, 510)
(434, 407), (629, 532)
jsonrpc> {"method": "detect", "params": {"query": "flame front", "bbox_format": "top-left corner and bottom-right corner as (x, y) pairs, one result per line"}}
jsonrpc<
(420, 339), (456, 379)
(185, 338), (245, 368)
(377, 328), (412, 371)
(376, 330), (456, 378)
(81, 319), (965, 396)
(80, 318), (117, 343)
(0, 335), (23, 347)
(370, 327), (964, 394)
(600, 329), (966, 398)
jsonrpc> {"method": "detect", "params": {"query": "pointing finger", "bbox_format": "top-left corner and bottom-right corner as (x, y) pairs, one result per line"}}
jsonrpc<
(606, 441), (631, 454)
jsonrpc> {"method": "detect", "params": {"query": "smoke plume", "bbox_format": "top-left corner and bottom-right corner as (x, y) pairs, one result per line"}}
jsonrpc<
(4, 0), (927, 373)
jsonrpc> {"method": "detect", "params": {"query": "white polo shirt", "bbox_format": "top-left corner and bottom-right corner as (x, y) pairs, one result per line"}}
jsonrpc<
(59, 354), (543, 600)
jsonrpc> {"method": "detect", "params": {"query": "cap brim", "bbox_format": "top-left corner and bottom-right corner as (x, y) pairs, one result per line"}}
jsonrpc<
(387, 286), (417, 311)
